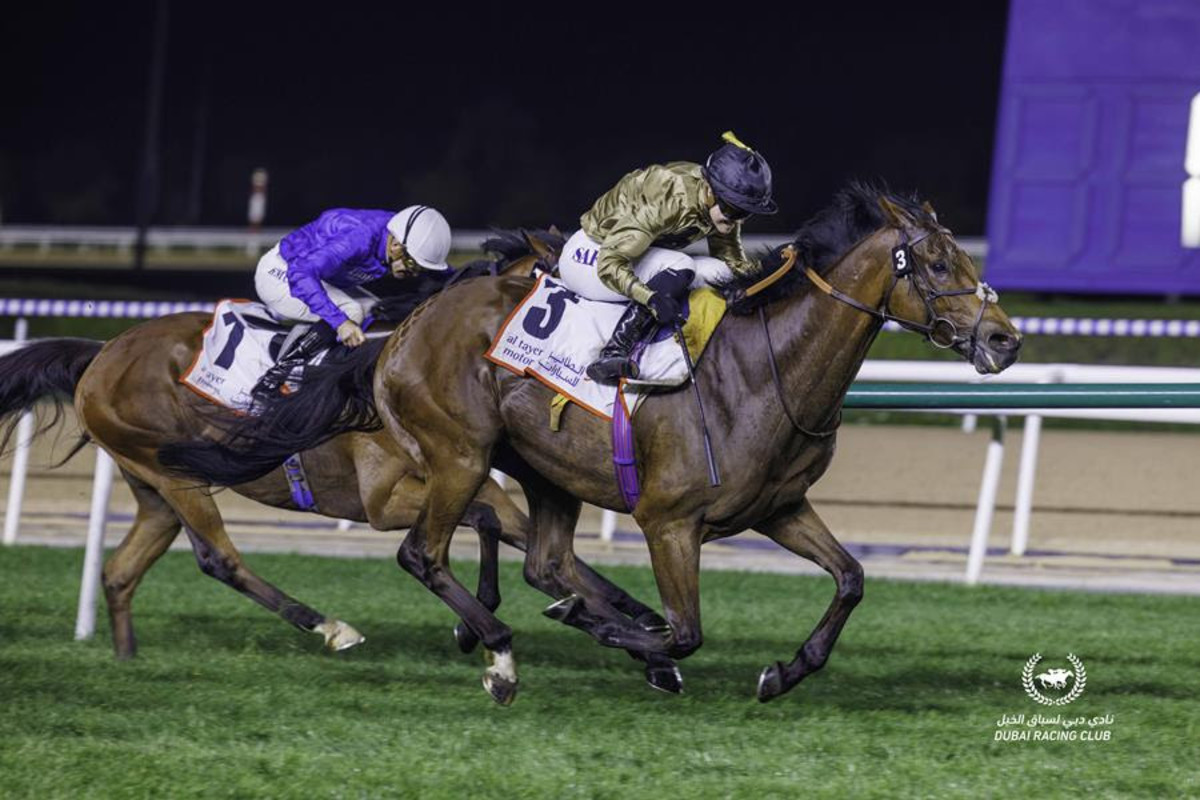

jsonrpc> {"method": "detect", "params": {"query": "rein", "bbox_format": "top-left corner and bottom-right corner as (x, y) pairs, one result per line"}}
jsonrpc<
(759, 305), (841, 438)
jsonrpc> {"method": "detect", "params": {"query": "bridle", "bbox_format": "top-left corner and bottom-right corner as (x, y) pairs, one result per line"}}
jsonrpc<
(758, 224), (999, 437)
(802, 226), (999, 356)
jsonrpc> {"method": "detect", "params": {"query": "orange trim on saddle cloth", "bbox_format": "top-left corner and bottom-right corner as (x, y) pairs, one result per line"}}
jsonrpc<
(178, 298), (256, 416)
(483, 274), (612, 421)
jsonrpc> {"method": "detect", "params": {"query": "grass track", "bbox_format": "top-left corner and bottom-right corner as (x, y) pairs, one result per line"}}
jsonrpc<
(1, 547), (1198, 798)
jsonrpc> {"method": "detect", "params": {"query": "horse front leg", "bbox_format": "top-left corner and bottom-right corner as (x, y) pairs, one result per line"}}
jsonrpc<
(641, 519), (704, 663)
(753, 499), (864, 702)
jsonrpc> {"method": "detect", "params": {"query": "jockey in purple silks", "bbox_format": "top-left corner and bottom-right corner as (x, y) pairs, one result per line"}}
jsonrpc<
(253, 205), (452, 395)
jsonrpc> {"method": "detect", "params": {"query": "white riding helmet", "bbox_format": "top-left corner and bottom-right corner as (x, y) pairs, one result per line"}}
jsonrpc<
(386, 205), (452, 271)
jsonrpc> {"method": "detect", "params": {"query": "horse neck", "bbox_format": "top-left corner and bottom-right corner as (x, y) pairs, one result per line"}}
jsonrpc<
(760, 232), (895, 429)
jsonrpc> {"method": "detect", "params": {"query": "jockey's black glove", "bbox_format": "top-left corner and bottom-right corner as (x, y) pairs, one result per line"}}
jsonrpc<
(647, 292), (685, 325)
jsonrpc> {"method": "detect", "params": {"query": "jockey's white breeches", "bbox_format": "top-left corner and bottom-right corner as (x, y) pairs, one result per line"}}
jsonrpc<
(254, 245), (365, 325)
(556, 230), (733, 303)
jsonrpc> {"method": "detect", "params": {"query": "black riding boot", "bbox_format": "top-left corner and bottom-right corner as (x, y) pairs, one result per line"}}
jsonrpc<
(586, 302), (657, 385)
(252, 323), (337, 404)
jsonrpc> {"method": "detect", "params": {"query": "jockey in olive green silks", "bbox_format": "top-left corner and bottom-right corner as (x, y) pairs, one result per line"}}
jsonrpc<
(557, 132), (780, 384)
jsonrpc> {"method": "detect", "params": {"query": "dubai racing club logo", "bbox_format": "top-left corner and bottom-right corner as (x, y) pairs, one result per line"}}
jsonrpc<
(1022, 653), (1087, 705)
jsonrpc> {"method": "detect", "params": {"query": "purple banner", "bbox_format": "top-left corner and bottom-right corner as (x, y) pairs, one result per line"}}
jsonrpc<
(986, 0), (1200, 295)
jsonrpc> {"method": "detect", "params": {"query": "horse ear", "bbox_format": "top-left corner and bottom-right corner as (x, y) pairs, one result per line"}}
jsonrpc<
(877, 196), (916, 228)
(921, 201), (938, 223)
(522, 229), (555, 262)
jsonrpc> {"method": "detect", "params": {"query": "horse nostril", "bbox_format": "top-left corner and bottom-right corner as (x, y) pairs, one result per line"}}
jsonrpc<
(989, 332), (1022, 352)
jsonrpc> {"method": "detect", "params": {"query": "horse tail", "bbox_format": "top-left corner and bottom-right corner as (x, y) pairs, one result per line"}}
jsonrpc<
(0, 338), (104, 460)
(157, 338), (386, 487)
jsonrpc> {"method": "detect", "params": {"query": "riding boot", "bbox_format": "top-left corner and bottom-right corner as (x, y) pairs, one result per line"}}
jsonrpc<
(586, 302), (657, 385)
(252, 323), (337, 403)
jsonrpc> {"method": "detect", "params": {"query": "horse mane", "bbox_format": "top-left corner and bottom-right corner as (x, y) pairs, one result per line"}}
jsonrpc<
(479, 227), (565, 264)
(719, 182), (936, 315)
(370, 227), (564, 323)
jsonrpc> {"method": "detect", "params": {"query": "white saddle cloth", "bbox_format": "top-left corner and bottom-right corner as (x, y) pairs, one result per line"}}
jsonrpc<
(182, 299), (322, 412)
(485, 273), (692, 420)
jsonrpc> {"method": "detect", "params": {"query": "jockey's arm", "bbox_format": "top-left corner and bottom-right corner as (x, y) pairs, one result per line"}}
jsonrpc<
(596, 193), (688, 307)
(707, 224), (760, 279)
(285, 227), (371, 329)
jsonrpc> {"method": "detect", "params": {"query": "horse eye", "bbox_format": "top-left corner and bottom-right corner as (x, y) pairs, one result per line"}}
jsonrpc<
(931, 261), (949, 275)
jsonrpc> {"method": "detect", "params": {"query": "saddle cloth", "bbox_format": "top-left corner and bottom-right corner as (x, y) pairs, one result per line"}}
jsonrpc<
(484, 273), (725, 420)
(182, 299), (327, 412)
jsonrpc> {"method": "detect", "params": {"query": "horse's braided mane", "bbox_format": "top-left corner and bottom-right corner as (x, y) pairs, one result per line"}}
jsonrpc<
(718, 182), (937, 315)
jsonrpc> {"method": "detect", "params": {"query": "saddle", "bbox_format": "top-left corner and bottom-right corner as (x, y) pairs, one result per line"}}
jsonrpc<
(181, 300), (339, 413)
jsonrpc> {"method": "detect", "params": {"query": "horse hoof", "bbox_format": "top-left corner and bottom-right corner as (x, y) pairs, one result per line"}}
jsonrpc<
(482, 673), (519, 706)
(756, 662), (787, 703)
(645, 663), (683, 695)
(453, 622), (480, 654)
(633, 610), (672, 635)
(317, 620), (365, 652)
(542, 593), (581, 623)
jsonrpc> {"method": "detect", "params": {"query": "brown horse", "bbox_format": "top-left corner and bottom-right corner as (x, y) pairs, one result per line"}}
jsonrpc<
(0, 320), (514, 657)
(353, 186), (1021, 702)
(1, 244), (671, 691)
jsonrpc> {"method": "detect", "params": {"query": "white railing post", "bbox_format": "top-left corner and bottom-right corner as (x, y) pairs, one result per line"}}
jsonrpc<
(965, 415), (1006, 585)
(3, 318), (32, 546)
(1010, 370), (1061, 556)
(75, 448), (115, 640)
(1010, 413), (1043, 556)
(599, 509), (618, 545)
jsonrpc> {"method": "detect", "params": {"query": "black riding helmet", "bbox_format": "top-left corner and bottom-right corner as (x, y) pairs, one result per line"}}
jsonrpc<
(702, 131), (778, 217)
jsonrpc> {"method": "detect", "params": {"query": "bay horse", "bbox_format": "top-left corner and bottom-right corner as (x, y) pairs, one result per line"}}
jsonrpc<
(160, 187), (1022, 703)
(363, 186), (1022, 702)
(2, 241), (670, 691)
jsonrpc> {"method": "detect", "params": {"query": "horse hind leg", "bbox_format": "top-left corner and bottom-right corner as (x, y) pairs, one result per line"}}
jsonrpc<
(462, 479), (681, 691)
(754, 500), (864, 702)
(163, 484), (364, 652)
(520, 483), (674, 658)
(363, 472), (505, 656)
(452, 499), (503, 654)
(395, 456), (519, 705)
(102, 472), (183, 659)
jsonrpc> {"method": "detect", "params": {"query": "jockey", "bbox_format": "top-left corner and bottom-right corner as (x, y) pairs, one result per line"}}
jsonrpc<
(557, 132), (778, 384)
(252, 205), (452, 394)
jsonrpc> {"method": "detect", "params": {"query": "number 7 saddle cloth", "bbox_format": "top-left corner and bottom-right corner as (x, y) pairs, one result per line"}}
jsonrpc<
(484, 273), (726, 421)
(181, 299), (327, 412)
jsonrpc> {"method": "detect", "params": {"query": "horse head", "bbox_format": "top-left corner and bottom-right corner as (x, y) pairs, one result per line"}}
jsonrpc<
(874, 196), (1021, 374)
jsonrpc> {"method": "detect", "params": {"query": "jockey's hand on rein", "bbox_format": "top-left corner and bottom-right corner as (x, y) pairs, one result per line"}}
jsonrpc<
(647, 292), (685, 325)
(337, 320), (366, 348)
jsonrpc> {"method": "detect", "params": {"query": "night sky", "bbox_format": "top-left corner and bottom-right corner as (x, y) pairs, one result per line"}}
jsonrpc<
(1, 2), (1010, 235)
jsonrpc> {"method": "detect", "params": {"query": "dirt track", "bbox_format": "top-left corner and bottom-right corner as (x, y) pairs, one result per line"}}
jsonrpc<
(4, 419), (1199, 594)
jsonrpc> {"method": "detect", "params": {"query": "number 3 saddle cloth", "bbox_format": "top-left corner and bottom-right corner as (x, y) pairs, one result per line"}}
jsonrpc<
(484, 273), (726, 421)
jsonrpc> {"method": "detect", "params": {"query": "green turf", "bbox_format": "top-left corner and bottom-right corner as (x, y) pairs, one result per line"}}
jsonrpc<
(1, 546), (1196, 798)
